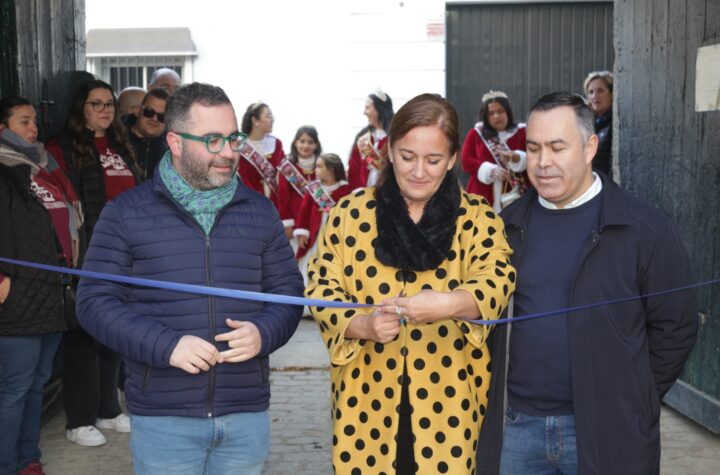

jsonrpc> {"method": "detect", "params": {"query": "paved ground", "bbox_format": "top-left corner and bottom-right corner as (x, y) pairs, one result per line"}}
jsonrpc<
(39, 319), (720, 474)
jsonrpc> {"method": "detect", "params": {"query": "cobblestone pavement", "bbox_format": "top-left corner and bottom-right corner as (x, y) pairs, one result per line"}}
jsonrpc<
(39, 320), (720, 474)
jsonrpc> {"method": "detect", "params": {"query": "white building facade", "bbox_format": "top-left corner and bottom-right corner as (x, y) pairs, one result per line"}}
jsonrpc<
(86, 0), (446, 161)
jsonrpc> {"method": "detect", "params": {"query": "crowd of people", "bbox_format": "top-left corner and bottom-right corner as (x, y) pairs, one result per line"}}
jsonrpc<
(0, 67), (698, 475)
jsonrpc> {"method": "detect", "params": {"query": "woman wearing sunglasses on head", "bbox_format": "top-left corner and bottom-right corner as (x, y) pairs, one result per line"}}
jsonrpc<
(123, 88), (170, 181)
(45, 79), (139, 448)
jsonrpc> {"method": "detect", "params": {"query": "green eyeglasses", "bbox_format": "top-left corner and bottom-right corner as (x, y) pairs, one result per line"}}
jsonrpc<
(176, 131), (248, 153)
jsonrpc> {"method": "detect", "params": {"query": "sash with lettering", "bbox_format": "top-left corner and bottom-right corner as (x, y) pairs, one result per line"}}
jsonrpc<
(474, 123), (528, 208)
(238, 141), (278, 193)
(306, 179), (335, 212)
(277, 158), (310, 197)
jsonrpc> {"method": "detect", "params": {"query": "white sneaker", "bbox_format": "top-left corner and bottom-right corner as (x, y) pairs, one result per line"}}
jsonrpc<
(96, 413), (131, 433)
(66, 426), (107, 447)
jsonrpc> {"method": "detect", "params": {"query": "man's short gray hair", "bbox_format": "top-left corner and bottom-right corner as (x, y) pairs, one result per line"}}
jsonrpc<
(165, 82), (232, 132)
(149, 68), (181, 86)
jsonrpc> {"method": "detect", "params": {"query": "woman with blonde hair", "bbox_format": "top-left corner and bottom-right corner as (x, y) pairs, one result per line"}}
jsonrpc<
(583, 70), (614, 177)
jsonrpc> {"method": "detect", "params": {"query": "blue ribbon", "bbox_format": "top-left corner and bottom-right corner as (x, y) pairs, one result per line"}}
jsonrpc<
(1, 256), (716, 325)
(0, 257), (371, 310)
(467, 278), (717, 325)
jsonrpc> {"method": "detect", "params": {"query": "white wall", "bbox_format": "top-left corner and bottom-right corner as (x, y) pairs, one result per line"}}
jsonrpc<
(86, 0), (445, 162)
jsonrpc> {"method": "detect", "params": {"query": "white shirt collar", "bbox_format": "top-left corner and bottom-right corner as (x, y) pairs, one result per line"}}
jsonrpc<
(297, 155), (316, 172)
(538, 173), (602, 210)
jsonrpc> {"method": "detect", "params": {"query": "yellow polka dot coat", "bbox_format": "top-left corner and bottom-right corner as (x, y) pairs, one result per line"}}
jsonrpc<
(306, 188), (515, 475)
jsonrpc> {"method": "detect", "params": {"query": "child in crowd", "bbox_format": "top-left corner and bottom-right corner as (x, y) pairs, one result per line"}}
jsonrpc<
(293, 153), (351, 283)
(276, 126), (322, 247)
(238, 102), (284, 200)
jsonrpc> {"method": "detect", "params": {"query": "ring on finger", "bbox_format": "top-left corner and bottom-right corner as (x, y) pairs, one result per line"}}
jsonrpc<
(396, 306), (405, 317)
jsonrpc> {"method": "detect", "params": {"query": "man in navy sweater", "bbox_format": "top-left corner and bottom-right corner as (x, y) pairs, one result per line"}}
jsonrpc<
(77, 82), (303, 475)
(477, 92), (697, 475)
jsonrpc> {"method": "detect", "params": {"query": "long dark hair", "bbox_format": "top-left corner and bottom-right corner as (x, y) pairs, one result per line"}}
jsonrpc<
(64, 79), (136, 170)
(241, 102), (268, 135)
(354, 92), (395, 141)
(478, 96), (517, 139)
(318, 153), (346, 182)
(288, 125), (322, 164)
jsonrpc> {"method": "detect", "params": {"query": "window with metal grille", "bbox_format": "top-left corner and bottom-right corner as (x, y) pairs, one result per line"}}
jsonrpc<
(91, 56), (184, 92)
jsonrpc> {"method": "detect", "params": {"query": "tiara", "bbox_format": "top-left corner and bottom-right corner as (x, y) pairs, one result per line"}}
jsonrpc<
(248, 101), (266, 112)
(373, 87), (388, 102)
(482, 90), (508, 102)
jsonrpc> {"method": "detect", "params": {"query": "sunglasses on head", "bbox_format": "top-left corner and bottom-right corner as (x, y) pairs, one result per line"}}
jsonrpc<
(142, 106), (165, 123)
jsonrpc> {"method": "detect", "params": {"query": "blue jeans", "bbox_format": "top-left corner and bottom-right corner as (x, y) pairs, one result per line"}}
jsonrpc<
(500, 407), (578, 475)
(130, 411), (270, 475)
(0, 333), (62, 475)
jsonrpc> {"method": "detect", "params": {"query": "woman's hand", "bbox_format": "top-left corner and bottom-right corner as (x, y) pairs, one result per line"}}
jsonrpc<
(369, 152), (386, 169)
(381, 289), (480, 324)
(296, 235), (308, 248)
(359, 142), (373, 157)
(489, 166), (509, 182)
(498, 150), (520, 164)
(345, 309), (402, 343)
(0, 277), (11, 304)
(381, 290), (449, 324)
(357, 135), (372, 156)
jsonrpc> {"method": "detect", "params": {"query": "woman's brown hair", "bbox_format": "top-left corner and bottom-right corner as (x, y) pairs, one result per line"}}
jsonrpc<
(377, 93), (459, 185)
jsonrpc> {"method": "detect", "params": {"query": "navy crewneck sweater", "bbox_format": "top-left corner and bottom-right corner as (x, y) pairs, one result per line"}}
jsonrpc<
(508, 193), (602, 416)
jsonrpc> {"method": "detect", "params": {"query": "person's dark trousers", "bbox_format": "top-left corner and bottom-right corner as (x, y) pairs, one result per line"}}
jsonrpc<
(62, 329), (122, 428)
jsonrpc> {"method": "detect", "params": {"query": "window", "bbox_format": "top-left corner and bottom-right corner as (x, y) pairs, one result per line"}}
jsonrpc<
(86, 28), (196, 93)
(93, 57), (184, 91)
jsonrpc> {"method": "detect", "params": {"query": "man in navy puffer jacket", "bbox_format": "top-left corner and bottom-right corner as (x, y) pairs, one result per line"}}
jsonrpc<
(77, 83), (303, 475)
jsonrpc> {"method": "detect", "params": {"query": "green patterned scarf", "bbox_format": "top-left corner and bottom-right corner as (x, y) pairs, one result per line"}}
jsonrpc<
(159, 153), (238, 235)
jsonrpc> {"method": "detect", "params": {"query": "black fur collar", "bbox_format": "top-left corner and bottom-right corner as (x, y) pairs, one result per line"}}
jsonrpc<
(373, 171), (460, 272)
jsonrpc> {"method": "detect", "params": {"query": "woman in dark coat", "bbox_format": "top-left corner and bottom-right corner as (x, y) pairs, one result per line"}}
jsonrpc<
(584, 71), (614, 177)
(0, 96), (81, 475)
(46, 79), (139, 447)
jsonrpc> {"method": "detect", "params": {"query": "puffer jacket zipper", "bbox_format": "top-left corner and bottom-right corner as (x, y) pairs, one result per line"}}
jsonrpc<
(258, 359), (266, 384)
(155, 184), (245, 418)
(205, 235), (216, 417)
(143, 141), (151, 181)
(143, 366), (151, 394)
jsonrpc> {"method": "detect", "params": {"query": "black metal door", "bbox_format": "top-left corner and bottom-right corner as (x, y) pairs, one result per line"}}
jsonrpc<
(1, 0), (86, 141)
(446, 1), (613, 144)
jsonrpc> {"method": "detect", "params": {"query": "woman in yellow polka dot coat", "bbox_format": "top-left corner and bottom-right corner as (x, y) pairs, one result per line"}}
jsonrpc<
(306, 94), (515, 474)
